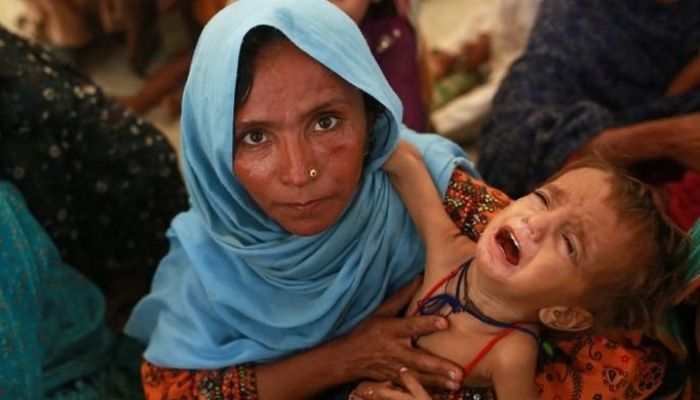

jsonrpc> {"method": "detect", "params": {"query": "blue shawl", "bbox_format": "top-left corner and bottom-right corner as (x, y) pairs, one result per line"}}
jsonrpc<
(124, 0), (476, 368)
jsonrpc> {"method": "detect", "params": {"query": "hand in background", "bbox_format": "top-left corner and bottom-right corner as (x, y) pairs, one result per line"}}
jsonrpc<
(666, 55), (700, 97)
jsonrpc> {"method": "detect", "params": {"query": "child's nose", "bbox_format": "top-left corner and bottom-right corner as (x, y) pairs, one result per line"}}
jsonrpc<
(524, 212), (549, 241)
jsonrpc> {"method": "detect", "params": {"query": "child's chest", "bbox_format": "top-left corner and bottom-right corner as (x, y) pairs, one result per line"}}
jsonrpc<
(415, 312), (502, 387)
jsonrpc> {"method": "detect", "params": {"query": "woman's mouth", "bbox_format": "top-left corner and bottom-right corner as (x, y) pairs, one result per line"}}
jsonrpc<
(280, 197), (327, 213)
(495, 227), (520, 265)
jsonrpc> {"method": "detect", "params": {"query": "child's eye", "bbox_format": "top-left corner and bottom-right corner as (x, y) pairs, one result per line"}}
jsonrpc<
(314, 115), (340, 131)
(563, 235), (577, 261)
(241, 130), (269, 145)
(534, 190), (550, 208)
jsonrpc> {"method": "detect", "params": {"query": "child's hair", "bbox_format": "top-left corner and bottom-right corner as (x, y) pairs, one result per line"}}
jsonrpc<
(548, 156), (689, 334)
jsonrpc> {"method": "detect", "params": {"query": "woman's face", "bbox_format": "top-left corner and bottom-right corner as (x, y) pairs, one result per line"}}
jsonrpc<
(233, 38), (370, 236)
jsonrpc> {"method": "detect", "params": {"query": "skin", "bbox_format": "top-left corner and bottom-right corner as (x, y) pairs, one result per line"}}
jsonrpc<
(359, 145), (637, 400)
(469, 167), (630, 319)
(233, 38), (369, 236)
(229, 39), (463, 399)
(329, 0), (373, 22)
(666, 55), (700, 96)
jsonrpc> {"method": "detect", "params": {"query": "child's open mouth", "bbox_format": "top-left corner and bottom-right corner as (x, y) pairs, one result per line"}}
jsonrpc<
(496, 228), (520, 266)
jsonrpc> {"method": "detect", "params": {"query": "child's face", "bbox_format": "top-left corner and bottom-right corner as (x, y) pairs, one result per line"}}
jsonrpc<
(474, 168), (632, 311)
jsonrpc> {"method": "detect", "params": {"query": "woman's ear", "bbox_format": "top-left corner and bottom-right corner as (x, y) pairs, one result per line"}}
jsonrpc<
(539, 306), (594, 332)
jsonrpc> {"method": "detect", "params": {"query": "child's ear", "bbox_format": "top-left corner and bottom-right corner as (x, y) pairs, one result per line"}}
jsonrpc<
(539, 306), (593, 332)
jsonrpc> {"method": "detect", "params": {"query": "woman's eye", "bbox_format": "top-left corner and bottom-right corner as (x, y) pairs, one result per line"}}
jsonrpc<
(314, 115), (339, 131)
(534, 190), (550, 208)
(563, 235), (577, 261)
(241, 130), (269, 145)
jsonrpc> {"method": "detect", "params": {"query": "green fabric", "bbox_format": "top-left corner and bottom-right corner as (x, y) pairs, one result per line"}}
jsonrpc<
(685, 222), (700, 287)
(0, 181), (143, 399)
(431, 70), (483, 110)
(656, 221), (700, 361)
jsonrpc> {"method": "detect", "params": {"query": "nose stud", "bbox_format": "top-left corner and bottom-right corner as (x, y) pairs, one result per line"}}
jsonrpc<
(309, 168), (318, 179)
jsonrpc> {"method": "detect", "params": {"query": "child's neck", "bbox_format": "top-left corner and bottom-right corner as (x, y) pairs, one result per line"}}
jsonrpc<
(464, 262), (537, 325)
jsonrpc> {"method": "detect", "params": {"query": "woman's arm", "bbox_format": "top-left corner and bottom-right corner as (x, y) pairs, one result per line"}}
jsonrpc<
(256, 277), (462, 398)
(141, 278), (463, 399)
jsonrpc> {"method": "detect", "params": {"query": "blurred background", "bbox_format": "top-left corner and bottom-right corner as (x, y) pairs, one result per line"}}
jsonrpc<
(0, 0), (539, 160)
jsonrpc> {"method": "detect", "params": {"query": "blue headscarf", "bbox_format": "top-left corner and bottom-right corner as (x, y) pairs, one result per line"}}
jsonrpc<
(125, 0), (476, 369)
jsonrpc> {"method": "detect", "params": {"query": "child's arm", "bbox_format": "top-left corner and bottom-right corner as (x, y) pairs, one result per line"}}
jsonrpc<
(491, 337), (539, 400)
(383, 141), (475, 274)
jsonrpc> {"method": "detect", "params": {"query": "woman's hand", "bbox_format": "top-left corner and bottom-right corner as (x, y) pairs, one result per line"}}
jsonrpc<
(350, 368), (432, 400)
(581, 112), (700, 172)
(334, 277), (463, 391)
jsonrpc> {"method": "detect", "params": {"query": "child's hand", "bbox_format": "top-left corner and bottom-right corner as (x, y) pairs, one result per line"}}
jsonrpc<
(383, 140), (422, 176)
(349, 368), (432, 400)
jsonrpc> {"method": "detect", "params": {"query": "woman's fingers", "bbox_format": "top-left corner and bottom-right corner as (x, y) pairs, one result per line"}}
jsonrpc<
(350, 380), (413, 400)
(396, 345), (462, 391)
(399, 314), (448, 338)
(408, 368), (461, 392)
(342, 313), (459, 388)
(350, 371), (433, 400)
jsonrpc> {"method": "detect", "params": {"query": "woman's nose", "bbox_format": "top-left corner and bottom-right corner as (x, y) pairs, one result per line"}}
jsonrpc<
(279, 136), (315, 186)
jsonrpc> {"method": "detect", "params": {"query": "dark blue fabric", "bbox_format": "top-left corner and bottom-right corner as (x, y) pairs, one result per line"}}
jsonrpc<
(478, 0), (700, 197)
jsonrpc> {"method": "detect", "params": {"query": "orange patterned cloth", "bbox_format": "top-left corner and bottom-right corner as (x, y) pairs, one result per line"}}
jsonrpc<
(137, 169), (668, 400)
(535, 334), (666, 400)
(142, 361), (258, 400)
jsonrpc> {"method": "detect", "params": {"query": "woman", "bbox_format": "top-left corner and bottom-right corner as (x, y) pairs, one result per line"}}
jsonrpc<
(125, 1), (690, 399)
(125, 0), (475, 397)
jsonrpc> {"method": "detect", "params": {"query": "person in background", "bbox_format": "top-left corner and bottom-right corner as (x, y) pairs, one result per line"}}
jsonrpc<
(331, 0), (428, 131)
(0, 24), (187, 399)
(125, 0), (429, 131)
(478, 0), (700, 232)
(0, 26), (188, 330)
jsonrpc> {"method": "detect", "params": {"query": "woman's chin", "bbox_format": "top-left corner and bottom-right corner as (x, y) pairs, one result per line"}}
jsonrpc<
(276, 212), (340, 236)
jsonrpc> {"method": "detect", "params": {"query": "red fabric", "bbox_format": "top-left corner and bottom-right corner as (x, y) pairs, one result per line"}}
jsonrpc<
(461, 326), (517, 377)
(664, 170), (700, 231)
